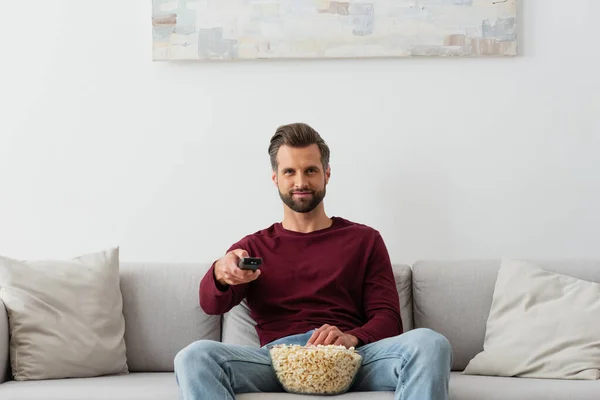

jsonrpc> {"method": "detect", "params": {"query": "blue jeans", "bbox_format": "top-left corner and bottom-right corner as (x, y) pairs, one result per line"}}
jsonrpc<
(174, 328), (452, 400)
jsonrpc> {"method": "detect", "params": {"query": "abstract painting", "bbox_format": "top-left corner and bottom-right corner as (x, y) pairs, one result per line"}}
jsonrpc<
(152, 0), (517, 61)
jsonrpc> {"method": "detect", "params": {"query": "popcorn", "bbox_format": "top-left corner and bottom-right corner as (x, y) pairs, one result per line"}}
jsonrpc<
(268, 344), (363, 395)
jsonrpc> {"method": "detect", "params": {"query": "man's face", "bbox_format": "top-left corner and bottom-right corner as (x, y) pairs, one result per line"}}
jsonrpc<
(272, 144), (330, 213)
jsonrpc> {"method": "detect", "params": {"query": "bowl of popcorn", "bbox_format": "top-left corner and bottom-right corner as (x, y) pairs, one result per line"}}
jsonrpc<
(268, 344), (363, 395)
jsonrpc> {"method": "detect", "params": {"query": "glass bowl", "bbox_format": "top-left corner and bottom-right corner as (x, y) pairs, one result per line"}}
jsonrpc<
(267, 344), (363, 395)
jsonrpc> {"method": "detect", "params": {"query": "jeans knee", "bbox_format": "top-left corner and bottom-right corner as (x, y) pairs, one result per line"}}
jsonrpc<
(174, 340), (219, 372)
(408, 328), (452, 361)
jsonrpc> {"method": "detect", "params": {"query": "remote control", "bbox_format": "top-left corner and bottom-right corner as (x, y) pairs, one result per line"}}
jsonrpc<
(238, 257), (262, 271)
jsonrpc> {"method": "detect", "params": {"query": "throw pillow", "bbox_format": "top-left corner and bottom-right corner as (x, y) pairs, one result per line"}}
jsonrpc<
(463, 259), (600, 380)
(0, 247), (128, 380)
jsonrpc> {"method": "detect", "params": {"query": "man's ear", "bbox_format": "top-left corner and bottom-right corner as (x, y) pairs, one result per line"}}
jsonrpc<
(272, 169), (278, 187)
(325, 166), (331, 185)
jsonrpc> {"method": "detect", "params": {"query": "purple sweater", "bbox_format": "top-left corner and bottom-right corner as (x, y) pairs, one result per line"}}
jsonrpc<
(199, 217), (403, 346)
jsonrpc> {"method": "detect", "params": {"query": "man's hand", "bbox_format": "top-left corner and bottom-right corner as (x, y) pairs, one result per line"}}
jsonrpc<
(306, 324), (359, 349)
(214, 249), (261, 287)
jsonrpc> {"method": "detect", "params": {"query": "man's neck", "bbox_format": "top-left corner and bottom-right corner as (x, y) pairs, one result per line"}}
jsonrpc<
(281, 206), (332, 233)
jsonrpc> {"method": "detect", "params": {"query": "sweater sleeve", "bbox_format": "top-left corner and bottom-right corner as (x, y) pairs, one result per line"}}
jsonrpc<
(345, 232), (403, 345)
(199, 239), (251, 315)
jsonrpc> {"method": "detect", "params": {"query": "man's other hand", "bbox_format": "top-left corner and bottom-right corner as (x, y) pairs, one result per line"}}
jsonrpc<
(214, 249), (261, 287)
(306, 324), (359, 348)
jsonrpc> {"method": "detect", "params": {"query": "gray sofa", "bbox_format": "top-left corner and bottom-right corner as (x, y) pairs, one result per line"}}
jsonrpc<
(1, 260), (599, 399)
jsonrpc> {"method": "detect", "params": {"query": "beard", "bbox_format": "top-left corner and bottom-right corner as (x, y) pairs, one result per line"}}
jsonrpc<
(278, 186), (326, 213)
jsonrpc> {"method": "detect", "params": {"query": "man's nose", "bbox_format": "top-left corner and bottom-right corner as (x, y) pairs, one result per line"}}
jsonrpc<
(294, 174), (307, 189)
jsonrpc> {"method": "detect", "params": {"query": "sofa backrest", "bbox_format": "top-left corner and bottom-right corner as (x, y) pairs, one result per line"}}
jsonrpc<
(115, 262), (413, 373)
(119, 262), (220, 372)
(222, 264), (414, 346)
(412, 259), (600, 371)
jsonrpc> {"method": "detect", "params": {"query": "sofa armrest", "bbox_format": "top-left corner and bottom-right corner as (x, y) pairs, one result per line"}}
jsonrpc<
(0, 299), (9, 383)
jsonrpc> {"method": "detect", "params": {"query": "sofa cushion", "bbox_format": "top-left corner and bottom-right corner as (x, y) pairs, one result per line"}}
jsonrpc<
(413, 260), (600, 371)
(449, 371), (600, 400)
(463, 259), (600, 379)
(237, 392), (394, 399)
(0, 372), (394, 400)
(222, 264), (413, 346)
(3, 372), (597, 400)
(392, 264), (414, 332)
(0, 248), (128, 381)
(119, 262), (220, 372)
(0, 373), (177, 400)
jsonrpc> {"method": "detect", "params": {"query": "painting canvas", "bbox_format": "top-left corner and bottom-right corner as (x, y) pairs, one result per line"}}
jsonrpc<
(152, 0), (517, 61)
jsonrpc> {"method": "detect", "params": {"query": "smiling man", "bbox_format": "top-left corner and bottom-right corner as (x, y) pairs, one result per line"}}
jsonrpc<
(174, 122), (452, 400)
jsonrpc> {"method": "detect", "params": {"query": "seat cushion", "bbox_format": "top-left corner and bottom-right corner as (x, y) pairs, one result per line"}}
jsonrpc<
(0, 373), (393, 400)
(449, 372), (600, 400)
(5, 372), (597, 400)
(0, 373), (178, 400)
(238, 393), (393, 399)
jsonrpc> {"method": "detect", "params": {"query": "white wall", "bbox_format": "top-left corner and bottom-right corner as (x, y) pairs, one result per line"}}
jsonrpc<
(1, 0), (598, 264)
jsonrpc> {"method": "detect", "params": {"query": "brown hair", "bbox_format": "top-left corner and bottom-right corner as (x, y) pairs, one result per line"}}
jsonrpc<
(268, 123), (330, 171)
